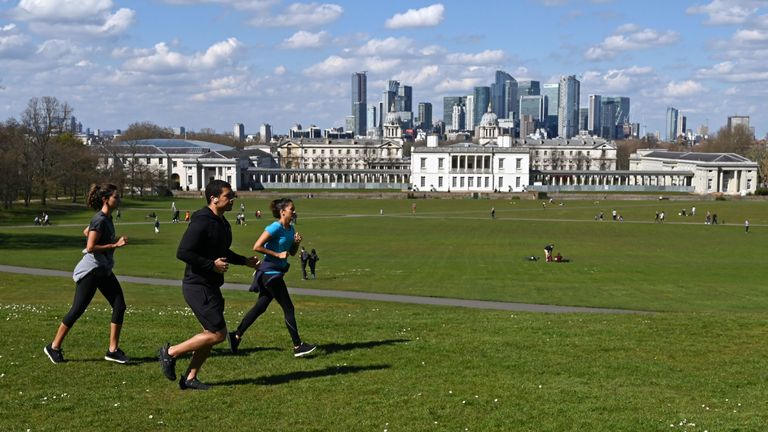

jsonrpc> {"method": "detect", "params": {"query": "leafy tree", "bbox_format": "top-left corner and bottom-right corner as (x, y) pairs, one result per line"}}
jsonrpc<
(53, 133), (98, 203)
(0, 119), (25, 209)
(21, 96), (73, 206)
(116, 122), (173, 142)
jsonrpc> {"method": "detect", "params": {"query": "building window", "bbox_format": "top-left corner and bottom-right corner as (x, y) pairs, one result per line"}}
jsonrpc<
(468, 177), (474, 187)
(321, 150), (325, 155)
(452, 177), (457, 188)
(460, 177), (465, 187)
(707, 178), (713, 190)
(313, 149), (317, 155)
(421, 158), (427, 169)
(499, 158), (504, 170)
(438, 158), (444, 169)
(173, 161), (177, 168)
(452, 156), (459, 169)
(421, 176), (426, 188)
(516, 177), (521, 188)
(187, 175), (193, 184)
(516, 158), (522, 170)
(498, 177), (503, 188)
(438, 176), (443, 188)
(484, 177), (489, 188)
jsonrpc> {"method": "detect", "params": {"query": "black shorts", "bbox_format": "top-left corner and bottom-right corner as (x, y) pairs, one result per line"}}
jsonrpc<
(182, 283), (226, 333)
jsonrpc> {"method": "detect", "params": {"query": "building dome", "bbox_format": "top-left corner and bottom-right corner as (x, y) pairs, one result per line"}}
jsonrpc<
(385, 103), (401, 125)
(480, 102), (498, 126)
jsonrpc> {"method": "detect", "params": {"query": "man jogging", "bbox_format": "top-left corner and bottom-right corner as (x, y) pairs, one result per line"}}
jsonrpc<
(158, 180), (258, 390)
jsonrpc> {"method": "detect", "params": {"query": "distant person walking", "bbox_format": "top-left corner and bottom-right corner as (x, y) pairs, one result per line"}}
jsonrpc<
(544, 244), (554, 262)
(411, 202), (417, 215)
(300, 246), (309, 280)
(44, 183), (129, 365)
(308, 249), (319, 279)
(745, 219), (750, 233)
(158, 180), (259, 390)
(154, 217), (160, 234)
(491, 207), (496, 219)
(229, 198), (316, 358)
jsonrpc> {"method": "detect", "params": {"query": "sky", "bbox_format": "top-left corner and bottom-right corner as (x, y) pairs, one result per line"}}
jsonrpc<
(1, 0), (767, 138)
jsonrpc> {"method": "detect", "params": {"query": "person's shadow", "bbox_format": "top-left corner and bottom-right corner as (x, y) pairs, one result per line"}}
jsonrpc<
(320, 338), (410, 355)
(214, 364), (391, 386)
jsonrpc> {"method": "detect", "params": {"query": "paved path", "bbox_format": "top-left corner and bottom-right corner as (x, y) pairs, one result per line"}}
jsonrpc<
(0, 264), (648, 315)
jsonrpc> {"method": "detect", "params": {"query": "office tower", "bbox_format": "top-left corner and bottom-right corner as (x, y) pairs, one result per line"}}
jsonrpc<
(491, 70), (514, 118)
(174, 126), (186, 136)
(588, 94), (602, 136)
(351, 72), (367, 137)
(727, 115), (750, 131)
(381, 80), (398, 129)
(504, 78), (519, 121)
(519, 96), (546, 122)
(367, 106), (378, 131)
(599, 96), (630, 139)
(518, 80), (541, 97)
(542, 83), (559, 136)
(451, 103), (466, 131)
(418, 102), (432, 131)
(666, 107), (679, 141)
(397, 85), (412, 112)
(465, 95), (475, 129)
(260, 123), (272, 143)
(677, 115), (687, 139)
(443, 96), (464, 126)
(558, 75), (580, 138)
(578, 108), (589, 132)
(234, 123), (245, 141)
(472, 86), (491, 129)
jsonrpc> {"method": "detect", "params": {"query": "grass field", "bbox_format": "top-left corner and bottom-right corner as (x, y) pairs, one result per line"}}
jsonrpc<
(1, 195), (767, 430)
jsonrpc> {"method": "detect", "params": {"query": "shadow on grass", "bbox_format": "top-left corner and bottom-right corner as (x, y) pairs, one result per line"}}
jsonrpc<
(0, 232), (153, 250)
(215, 364), (390, 386)
(320, 338), (410, 355)
(213, 346), (282, 356)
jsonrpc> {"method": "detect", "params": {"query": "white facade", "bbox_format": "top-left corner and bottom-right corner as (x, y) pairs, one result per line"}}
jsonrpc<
(411, 143), (530, 192)
(277, 137), (404, 171)
(518, 137), (617, 171)
(629, 149), (758, 195)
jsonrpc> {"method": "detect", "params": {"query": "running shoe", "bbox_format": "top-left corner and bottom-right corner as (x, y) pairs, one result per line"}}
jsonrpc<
(293, 342), (317, 358)
(158, 343), (176, 380)
(105, 348), (129, 364)
(44, 344), (65, 364)
(228, 331), (240, 354)
(179, 375), (211, 390)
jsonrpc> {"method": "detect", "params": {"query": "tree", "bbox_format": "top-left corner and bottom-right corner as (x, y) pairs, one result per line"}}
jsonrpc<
(697, 124), (754, 155)
(116, 122), (173, 142)
(21, 96), (74, 206)
(53, 133), (98, 203)
(0, 119), (25, 209)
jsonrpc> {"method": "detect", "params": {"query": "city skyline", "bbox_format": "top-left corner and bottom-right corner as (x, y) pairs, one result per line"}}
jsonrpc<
(0, 0), (766, 138)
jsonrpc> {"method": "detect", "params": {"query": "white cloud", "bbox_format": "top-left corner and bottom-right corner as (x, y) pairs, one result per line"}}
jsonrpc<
(160, 0), (276, 10)
(385, 4), (445, 29)
(13, 0), (135, 37)
(393, 65), (440, 86)
(581, 66), (657, 93)
(280, 30), (328, 49)
(696, 60), (768, 81)
(733, 28), (768, 43)
(273, 65), (287, 75)
(686, 0), (759, 25)
(664, 80), (705, 97)
(445, 49), (505, 65)
(249, 3), (343, 28)
(434, 77), (481, 93)
(122, 38), (244, 74)
(303, 55), (357, 77)
(585, 25), (679, 60)
(0, 33), (33, 59)
(356, 37), (413, 56)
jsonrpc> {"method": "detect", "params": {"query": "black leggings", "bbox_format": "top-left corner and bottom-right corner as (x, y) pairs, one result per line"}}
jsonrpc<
(236, 274), (301, 346)
(62, 269), (126, 327)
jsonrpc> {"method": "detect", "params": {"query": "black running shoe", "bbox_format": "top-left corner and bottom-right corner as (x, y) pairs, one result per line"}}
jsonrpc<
(179, 375), (211, 390)
(228, 331), (240, 354)
(293, 342), (317, 357)
(105, 348), (129, 364)
(44, 344), (65, 364)
(158, 343), (176, 381)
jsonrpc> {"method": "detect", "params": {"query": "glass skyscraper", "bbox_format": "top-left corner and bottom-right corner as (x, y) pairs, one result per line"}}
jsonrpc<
(542, 83), (559, 137)
(491, 70), (514, 119)
(418, 102), (432, 131)
(351, 72), (367, 137)
(558, 75), (580, 138)
(666, 107), (679, 141)
(443, 96), (465, 128)
(473, 86), (491, 128)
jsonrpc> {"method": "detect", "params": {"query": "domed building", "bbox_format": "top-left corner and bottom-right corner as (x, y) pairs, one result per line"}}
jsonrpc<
(478, 102), (501, 145)
(383, 103), (403, 140)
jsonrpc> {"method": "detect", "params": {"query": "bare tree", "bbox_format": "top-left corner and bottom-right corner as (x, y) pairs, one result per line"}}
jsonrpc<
(21, 96), (73, 206)
(0, 119), (25, 209)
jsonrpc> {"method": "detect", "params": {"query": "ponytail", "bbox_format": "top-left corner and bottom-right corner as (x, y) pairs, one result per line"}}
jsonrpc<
(86, 183), (118, 210)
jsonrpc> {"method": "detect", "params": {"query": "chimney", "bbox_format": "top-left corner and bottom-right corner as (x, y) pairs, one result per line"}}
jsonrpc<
(427, 135), (438, 148)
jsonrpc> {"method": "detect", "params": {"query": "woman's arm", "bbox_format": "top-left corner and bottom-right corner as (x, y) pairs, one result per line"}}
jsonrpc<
(253, 230), (288, 260)
(85, 229), (127, 253)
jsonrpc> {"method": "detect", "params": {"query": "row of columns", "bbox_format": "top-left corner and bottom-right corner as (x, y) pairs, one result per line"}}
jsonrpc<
(253, 172), (410, 184)
(540, 173), (692, 187)
(452, 155), (492, 171)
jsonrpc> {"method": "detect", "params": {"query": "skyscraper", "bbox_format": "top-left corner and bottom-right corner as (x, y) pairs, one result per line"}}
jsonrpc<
(451, 103), (466, 131)
(558, 75), (580, 138)
(518, 80), (541, 97)
(443, 96), (465, 127)
(666, 107), (679, 141)
(233, 123), (245, 141)
(260, 123), (272, 143)
(397, 85), (412, 112)
(600, 97), (630, 139)
(367, 106), (378, 132)
(542, 83), (559, 137)
(351, 72), (367, 137)
(473, 86), (491, 129)
(465, 94), (475, 129)
(578, 108), (589, 132)
(491, 70), (514, 118)
(519, 96), (546, 122)
(588, 94), (602, 136)
(418, 102), (432, 131)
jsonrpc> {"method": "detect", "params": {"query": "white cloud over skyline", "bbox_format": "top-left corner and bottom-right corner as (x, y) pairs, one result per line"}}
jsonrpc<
(384, 4), (445, 29)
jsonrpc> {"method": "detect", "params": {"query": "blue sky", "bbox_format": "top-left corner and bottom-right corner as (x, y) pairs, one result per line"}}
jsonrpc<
(1, 0), (766, 138)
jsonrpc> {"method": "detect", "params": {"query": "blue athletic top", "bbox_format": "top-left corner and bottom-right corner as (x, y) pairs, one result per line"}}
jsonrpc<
(262, 221), (294, 274)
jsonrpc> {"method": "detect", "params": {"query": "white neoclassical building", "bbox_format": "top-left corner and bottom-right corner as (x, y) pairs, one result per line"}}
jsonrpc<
(629, 149), (758, 195)
(411, 137), (530, 192)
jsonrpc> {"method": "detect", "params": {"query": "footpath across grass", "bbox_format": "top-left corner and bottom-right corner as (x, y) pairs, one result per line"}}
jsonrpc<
(1, 274), (767, 431)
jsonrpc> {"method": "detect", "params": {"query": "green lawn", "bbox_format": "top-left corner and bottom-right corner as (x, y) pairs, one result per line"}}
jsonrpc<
(1, 196), (766, 312)
(1, 274), (767, 431)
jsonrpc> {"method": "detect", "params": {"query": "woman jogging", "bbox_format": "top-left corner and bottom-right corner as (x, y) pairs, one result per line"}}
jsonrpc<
(229, 198), (316, 357)
(44, 183), (129, 364)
